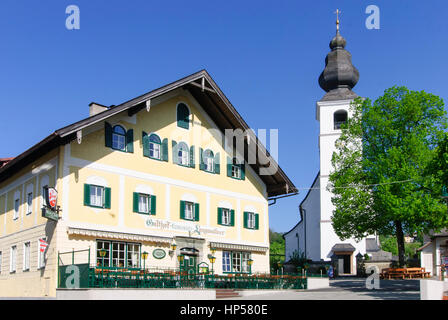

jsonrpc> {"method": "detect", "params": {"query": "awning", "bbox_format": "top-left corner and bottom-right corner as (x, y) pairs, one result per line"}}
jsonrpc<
(331, 243), (356, 253)
(209, 242), (268, 253)
(67, 227), (173, 245)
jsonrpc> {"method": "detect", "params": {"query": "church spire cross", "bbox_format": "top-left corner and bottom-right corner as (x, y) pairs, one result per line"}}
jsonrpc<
(335, 9), (341, 32)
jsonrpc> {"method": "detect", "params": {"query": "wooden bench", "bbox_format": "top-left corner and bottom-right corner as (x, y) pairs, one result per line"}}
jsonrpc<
(387, 268), (407, 279)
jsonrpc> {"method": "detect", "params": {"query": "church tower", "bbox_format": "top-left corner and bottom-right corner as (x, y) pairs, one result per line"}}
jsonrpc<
(315, 14), (366, 273)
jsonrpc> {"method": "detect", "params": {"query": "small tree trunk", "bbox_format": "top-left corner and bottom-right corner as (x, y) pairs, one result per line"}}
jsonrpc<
(395, 221), (406, 267)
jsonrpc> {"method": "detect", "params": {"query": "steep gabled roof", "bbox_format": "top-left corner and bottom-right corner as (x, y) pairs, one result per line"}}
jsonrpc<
(0, 69), (297, 198)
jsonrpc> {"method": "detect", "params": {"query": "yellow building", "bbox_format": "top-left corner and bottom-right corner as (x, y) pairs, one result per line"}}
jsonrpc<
(0, 70), (296, 297)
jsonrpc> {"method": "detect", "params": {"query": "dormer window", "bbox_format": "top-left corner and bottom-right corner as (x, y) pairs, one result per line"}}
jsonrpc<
(334, 110), (348, 130)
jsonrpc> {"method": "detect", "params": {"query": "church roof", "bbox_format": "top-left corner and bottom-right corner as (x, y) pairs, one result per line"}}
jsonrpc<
(0, 70), (297, 198)
(318, 28), (359, 101)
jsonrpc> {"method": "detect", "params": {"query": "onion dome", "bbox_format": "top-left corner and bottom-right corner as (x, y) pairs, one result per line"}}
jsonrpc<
(318, 29), (359, 101)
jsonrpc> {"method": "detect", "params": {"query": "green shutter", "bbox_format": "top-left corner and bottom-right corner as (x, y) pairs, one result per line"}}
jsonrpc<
(177, 104), (190, 129)
(104, 187), (111, 209)
(255, 213), (259, 230)
(189, 145), (195, 168)
(217, 208), (222, 225)
(194, 203), (200, 221)
(199, 148), (205, 171)
(105, 122), (112, 148)
(161, 138), (168, 162)
(84, 184), (91, 206)
(142, 132), (150, 157)
(172, 140), (178, 164)
(230, 209), (235, 226)
(133, 192), (139, 213)
(240, 163), (245, 180)
(214, 152), (220, 174)
(243, 212), (248, 229)
(227, 157), (232, 177)
(126, 129), (134, 153)
(150, 195), (156, 215)
(180, 200), (185, 219)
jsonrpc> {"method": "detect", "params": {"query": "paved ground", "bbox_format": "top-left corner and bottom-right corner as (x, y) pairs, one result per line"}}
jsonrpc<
(229, 278), (421, 300)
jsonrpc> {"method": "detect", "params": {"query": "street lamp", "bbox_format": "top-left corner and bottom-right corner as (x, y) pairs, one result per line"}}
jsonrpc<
(98, 248), (107, 287)
(208, 255), (216, 274)
(141, 251), (148, 272)
(171, 243), (177, 251)
(277, 261), (283, 275)
(248, 258), (253, 275)
(210, 247), (216, 255)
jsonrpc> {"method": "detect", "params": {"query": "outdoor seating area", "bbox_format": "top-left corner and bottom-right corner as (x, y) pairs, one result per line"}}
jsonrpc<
(380, 267), (431, 279)
(87, 266), (308, 290)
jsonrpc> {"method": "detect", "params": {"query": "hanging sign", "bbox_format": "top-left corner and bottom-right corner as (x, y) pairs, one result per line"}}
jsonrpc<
(42, 186), (60, 221)
(39, 238), (48, 253)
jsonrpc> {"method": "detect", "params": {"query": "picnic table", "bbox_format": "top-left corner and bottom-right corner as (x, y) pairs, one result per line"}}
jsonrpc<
(380, 267), (431, 279)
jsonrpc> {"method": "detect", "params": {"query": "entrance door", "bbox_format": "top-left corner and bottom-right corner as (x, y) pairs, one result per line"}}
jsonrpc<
(181, 255), (197, 278)
(343, 255), (351, 274)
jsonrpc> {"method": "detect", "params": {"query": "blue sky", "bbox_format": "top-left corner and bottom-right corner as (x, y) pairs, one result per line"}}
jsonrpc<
(1, 0), (447, 233)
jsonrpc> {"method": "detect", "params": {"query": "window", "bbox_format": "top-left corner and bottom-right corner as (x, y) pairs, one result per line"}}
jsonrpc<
(178, 144), (189, 166)
(14, 198), (19, 220)
(90, 185), (104, 207)
(222, 251), (231, 273)
(37, 238), (47, 269)
(84, 184), (111, 209)
(177, 103), (190, 129)
(105, 122), (134, 153)
(10, 246), (17, 273)
(218, 207), (234, 226)
(149, 134), (161, 160)
(96, 240), (141, 268)
(180, 200), (199, 221)
(244, 212), (259, 230)
(23, 242), (30, 271)
(185, 202), (194, 220)
(26, 192), (33, 215)
(127, 243), (140, 268)
(133, 192), (156, 215)
(200, 149), (219, 173)
(112, 125), (126, 151)
(139, 194), (150, 214)
(227, 157), (245, 180)
(223, 251), (251, 274)
(334, 110), (348, 130)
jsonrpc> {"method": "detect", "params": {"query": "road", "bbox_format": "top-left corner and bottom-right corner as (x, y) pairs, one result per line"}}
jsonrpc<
(229, 278), (420, 300)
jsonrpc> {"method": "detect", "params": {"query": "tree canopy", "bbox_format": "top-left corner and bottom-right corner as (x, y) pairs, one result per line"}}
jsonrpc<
(329, 86), (448, 266)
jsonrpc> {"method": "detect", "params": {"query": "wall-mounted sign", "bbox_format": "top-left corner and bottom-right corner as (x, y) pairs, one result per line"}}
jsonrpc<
(152, 249), (166, 259)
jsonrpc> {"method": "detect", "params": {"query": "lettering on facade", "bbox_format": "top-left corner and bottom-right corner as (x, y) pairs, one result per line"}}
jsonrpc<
(145, 218), (225, 236)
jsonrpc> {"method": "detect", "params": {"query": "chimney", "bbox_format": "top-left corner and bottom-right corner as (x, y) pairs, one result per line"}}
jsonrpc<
(89, 102), (108, 116)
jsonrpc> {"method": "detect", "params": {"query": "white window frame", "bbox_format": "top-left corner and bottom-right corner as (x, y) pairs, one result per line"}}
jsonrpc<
(231, 165), (241, 179)
(23, 242), (30, 271)
(222, 251), (231, 273)
(37, 237), (47, 269)
(205, 156), (214, 172)
(90, 185), (104, 207)
(178, 147), (189, 166)
(184, 201), (194, 220)
(222, 208), (231, 225)
(112, 125), (126, 151)
(10, 245), (17, 273)
(138, 193), (151, 214)
(26, 192), (33, 215)
(247, 212), (255, 229)
(13, 191), (20, 220)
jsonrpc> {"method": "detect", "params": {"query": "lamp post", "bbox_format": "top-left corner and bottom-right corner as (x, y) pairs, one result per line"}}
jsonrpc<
(98, 248), (107, 287)
(277, 261), (283, 276)
(208, 255), (216, 274)
(141, 251), (148, 273)
(248, 258), (253, 275)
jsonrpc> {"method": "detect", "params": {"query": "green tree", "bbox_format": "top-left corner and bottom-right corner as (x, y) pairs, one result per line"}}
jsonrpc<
(329, 86), (448, 267)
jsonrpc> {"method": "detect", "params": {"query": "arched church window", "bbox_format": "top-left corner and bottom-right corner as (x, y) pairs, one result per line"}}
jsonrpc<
(334, 110), (348, 130)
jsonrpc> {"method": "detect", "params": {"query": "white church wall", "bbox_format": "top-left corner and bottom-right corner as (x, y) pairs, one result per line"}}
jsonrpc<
(300, 180), (321, 262)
